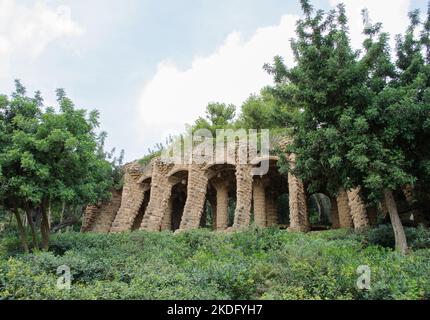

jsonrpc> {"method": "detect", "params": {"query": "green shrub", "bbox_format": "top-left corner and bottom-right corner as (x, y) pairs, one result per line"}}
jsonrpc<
(1, 227), (429, 300)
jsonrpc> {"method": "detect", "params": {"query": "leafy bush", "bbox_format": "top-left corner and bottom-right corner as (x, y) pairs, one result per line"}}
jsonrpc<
(1, 227), (429, 300)
(320, 225), (430, 251)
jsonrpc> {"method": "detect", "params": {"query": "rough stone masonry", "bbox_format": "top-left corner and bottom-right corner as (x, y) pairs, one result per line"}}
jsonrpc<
(82, 139), (371, 233)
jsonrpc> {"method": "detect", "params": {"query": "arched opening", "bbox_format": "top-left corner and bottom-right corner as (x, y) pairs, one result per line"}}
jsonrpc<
(252, 158), (289, 228)
(308, 193), (333, 231)
(168, 170), (188, 231)
(132, 178), (151, 231)
(204, 164), (237, 230)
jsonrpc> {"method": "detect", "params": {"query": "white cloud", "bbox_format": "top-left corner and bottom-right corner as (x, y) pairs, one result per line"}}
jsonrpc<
(330, 0), (411, 51)
(137, 14), (299, 148)
(0, 0), (83, 77)
(135, 0), (414, 154)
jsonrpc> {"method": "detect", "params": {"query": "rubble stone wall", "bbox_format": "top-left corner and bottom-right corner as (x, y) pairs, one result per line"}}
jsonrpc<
(337, 188), (354, 229)
(83, 142), (369, 234)
(347, 188), (369, 230)
(140, 160), (174, 231)
(179, 164), (209, 231)
(110, 163), (147, 233)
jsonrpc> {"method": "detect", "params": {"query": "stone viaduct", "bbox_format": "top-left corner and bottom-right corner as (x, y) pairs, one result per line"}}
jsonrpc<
(82, 140), (371, 233)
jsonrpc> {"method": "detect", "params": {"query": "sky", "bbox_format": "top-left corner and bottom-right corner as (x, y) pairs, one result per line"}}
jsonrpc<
(0, 0), (427, 162)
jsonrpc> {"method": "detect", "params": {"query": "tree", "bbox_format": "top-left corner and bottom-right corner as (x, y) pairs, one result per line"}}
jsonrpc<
(239, 87), (287, 130)
(266, 0), (429, 254)
(191, 102), (236, 136)
(0, 81), (114, 250)
(269, 1), (364, 195)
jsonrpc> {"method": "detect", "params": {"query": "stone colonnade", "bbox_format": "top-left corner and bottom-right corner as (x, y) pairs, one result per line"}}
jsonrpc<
(83, 153), (369, 233)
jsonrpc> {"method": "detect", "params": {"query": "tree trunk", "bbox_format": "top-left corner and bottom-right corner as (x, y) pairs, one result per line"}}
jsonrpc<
(51, 217), (78, 233)
(48, 200), (52, 230)
(25, 209), (39, 251)
(60, 201), (66, 223)
(40, 201), (51, 251)
(13, 209), (29, 253)
(23, 213), (27, 227)
(384, 189), (408, 255)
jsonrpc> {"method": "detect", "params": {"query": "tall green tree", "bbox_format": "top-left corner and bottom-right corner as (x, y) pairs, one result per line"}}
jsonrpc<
(267, 0), (429, 254)
(191, 102), (236, 136)
(0, 81), (114, 250)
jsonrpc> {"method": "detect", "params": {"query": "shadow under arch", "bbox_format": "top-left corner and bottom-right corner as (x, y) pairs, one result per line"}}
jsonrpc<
(203, 163), (237, 230)
(307, 193), (335, 231)
(252, 157), (290, 228)
(167, 169), (189, 231)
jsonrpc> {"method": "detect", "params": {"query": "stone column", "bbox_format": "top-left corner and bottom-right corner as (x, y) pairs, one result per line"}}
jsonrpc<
(288, 172), (309, 232)
(110, 169), (146, 233)
(337, 188), (354, 229)
(330, 197), (341, 229)
(179, 164), (208, 230)
(347, 187), (369, 230)
(160, 197), (172, 231)
(233, 165), (253, 229)
(266, 193), (279, 227)
(92, 189), (122, 233)
(253, 179), (266, 228)
(215, 183), (229, 230)
(140, 161), (173, 231)
(81, 205), (101, 232)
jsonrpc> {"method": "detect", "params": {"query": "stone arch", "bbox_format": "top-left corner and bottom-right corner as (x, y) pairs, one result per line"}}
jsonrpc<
(307, 193), (335, 230)
(179, 164), (209, 231)
(167, 166), (189, 179)
(204, 162), (236, 180)
(286, 154), (310, 232)
(140, 160), (175, 231)
(204, 163), (237, 231)
(110, 163), (147, 233)
(162, 169), (189, 231)
(90, 189), (123, 233)
(250, 155), (280, 166)
(252, 158), (289, 228)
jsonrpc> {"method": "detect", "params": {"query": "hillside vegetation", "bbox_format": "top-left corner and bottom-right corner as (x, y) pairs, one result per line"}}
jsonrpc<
(1, 226), (429, 300)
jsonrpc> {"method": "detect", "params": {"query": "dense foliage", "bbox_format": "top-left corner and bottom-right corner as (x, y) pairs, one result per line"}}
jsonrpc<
(0, 82), (121, 250)
(262, 0), (430, 253)
(1, 227), (429, 300)
(1, 0), (429, 301)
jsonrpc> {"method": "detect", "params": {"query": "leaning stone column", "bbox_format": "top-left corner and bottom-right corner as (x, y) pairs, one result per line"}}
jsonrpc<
(337, 188), (354, 229)
(160, 197), (172, 231)
(233, 165), (253, 229)
(347, 187), (369, 230)
(81, 205), (101, 232)
(287, 154), (309, 232)
(140, 160), (173, 231)
(92, 189), (123, 233)
(214, 182), (229, 230)
(179, 164), (208, 230)
(110, 165), (146, 233)
(253, 179), (266, 228)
